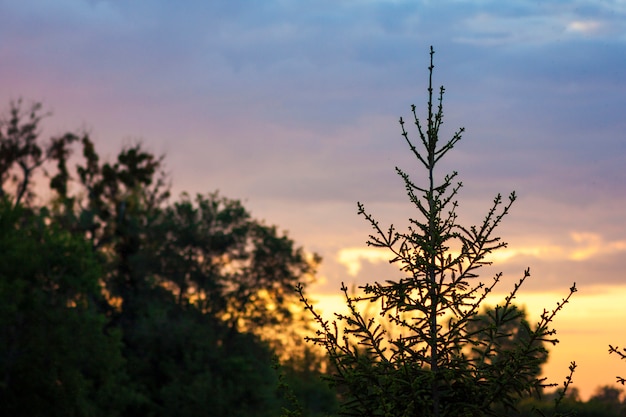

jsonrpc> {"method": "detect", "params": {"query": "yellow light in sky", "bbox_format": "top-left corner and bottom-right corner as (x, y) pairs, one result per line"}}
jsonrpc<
(337, 247), (392, 276)
(336, 232), (626, 277)
(321, 231), (626, 401)
(309, 286), (626, 401)
(566, 20), (603, 34)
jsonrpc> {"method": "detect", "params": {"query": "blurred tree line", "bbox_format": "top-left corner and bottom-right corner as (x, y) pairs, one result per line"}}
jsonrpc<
(509, 386), (626, 417)
(0, 100), (337, 417)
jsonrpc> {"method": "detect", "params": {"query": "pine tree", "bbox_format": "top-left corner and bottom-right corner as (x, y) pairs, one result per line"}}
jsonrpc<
(297, 47), (577, 417)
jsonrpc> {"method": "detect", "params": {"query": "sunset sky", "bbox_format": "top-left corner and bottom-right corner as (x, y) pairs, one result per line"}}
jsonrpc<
(2, 0), (626, 400)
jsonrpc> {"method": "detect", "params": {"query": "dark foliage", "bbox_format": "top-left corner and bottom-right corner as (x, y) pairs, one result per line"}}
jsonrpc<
(0, 100), (333, 416)
(0, 201), (133, 417)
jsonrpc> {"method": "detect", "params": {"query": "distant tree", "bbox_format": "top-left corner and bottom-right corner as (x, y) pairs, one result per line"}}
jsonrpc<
(43, 135), (318, 340)
(590, 386), (623, 405)
(586, 386), (626, 417)
(277, 341), (340, 417)
(297, 47), (576, 417)
(50, 140), (320, 416)
(0, 99), (78, 207)
(148, 192), (319, 336)
(510, 384), (626, 417)
(0, 98), (324, 416)
(466, 304), (548, 387)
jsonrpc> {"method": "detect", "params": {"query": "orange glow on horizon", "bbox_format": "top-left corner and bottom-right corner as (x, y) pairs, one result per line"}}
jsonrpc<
(306, 286), (626, 401)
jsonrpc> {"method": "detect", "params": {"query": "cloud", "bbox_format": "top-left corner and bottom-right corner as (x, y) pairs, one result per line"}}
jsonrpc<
(498, 232), (626, 263)
(566, 20), (603, 34)
(335, 232), (626, 281)
(455, 13), (563, 46)
(568, 232), (626, 261)
(337, 247), (393, 276)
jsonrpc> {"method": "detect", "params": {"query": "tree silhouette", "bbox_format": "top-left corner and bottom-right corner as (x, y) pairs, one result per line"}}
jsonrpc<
(0, 99), (327, 416)
(0, 99), (78, 206)
(298, 47), (576, 417)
